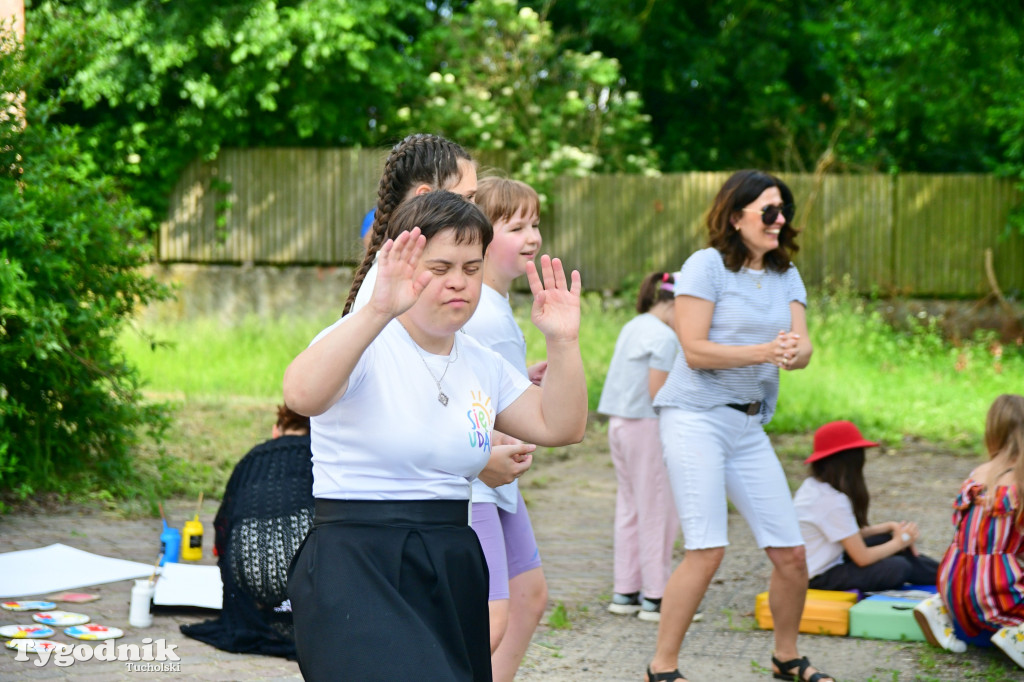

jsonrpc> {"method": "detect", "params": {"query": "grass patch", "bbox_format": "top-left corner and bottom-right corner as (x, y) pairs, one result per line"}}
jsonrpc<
(546, 601), (572, 630)
(521, 286), (1021, 447)
(96, 285), (1023, 509)
(120, 314), (325, 400)
(773, 289), (1022, 447)
(917, 646), (1019, 681)
(131, 398), (278, 499)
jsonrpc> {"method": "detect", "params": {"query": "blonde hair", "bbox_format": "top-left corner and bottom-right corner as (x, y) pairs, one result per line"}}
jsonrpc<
(474, 176), (539, 225)
(983, 393), (1024, 522)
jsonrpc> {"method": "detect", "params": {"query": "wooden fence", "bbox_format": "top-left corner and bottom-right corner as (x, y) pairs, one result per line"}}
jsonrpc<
(160, 149), (1024, 296)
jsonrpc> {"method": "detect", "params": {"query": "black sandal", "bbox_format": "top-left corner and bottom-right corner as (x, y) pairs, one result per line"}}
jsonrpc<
(771, 655), (834, 682)
(646, 666), (687, 681)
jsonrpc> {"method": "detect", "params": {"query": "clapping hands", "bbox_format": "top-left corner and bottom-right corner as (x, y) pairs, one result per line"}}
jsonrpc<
(771, 330), (803, 370)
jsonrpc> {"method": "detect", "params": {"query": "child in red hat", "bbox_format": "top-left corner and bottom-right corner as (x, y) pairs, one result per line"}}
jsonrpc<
(792, 420), (939, 593)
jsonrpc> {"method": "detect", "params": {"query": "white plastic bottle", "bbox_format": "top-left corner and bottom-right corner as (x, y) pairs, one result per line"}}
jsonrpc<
(129, 579), (155, 628)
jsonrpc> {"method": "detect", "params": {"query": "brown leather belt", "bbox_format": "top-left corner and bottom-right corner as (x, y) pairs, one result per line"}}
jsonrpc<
(726, 402), (762, 416)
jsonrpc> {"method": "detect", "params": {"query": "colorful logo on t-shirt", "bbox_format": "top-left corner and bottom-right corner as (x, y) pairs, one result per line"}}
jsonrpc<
(467, 391), (494, 450)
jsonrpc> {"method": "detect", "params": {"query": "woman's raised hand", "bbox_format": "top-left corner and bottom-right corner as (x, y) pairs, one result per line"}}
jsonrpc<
(369, 228), (431, 319)
(527, 255), (582, 342)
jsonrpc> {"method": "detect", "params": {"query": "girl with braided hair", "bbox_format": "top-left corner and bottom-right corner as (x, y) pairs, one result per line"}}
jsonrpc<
(346, 133), (477, 316)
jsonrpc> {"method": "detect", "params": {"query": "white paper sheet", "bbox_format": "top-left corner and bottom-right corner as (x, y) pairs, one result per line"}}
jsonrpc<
(0, 544), (155, 598)
(153, 562), (222, 610)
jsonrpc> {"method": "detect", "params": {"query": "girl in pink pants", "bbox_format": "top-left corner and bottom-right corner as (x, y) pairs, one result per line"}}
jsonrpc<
(598, 272), (681, 622)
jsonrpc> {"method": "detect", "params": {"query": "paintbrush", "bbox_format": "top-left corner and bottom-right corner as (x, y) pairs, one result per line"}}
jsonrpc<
(148, 553), (162, 587)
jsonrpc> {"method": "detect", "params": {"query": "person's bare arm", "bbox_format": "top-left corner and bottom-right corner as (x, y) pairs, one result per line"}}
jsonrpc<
(779, 302), (812, 371)
(648, 368), (669, 401)
(283, 229), (430, 416)
(674, 295), (791, 370)
(840, 521), (919, 566)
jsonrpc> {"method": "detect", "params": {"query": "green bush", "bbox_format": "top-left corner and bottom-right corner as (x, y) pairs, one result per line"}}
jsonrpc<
(0, 40), (171, 499)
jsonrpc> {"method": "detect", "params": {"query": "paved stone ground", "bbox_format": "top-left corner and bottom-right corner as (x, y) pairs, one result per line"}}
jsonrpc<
(0, 430), (1018, 680)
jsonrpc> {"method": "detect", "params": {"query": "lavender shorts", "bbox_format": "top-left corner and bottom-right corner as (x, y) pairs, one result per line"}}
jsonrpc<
(471, 491), (542, 601)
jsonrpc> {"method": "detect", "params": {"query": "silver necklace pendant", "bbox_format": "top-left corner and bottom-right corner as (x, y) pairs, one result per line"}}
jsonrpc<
(398, 320), (458, 408)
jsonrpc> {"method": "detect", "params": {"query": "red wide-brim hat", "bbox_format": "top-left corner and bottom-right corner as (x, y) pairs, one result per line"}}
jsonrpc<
(804, 420), (879, 464)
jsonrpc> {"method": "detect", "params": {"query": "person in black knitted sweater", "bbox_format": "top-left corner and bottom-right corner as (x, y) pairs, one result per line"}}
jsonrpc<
(181, 405), (312, 659)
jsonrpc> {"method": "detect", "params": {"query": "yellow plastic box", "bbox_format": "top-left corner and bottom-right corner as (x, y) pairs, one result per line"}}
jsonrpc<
(755, 589), (857, 636)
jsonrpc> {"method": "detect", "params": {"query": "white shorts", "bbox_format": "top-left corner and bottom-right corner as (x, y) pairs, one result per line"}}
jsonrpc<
(658, 405), (804, 550)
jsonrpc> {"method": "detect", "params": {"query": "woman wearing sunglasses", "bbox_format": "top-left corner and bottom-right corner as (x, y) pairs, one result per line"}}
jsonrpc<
(646, 170), (830, 682)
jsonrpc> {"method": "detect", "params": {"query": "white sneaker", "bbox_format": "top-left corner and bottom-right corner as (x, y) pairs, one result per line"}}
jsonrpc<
(608, 592), (642, 615)
(635, 598), (703, 624)
(992, 624), (1024, 669)
(913, 595), (967, 653)
(637, 597), (661, 622)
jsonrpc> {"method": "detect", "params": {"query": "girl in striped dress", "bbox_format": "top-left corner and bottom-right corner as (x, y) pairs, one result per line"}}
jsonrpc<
(916, 393), (1024, 669)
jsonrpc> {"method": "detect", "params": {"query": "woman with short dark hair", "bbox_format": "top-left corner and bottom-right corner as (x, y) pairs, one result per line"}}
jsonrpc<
(284, 190), (587, 681)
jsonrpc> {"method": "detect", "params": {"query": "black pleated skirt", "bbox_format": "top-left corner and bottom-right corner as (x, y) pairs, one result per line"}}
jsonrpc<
(288, 499), (491, 681)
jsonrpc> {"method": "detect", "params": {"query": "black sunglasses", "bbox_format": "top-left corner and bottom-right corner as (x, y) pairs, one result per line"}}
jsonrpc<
(742, 203), (794, 225)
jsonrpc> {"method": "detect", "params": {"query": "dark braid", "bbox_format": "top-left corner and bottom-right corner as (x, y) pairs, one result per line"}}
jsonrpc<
(343, 134), (473, 315)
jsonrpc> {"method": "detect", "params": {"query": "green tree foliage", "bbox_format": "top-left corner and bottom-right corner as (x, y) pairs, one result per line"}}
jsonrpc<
(801, 1), (1021, 174)
(0, 34), (171, 497)
(525, 0), (832, 170)
(402, 0), (658, 199)
(28, 0), (433, 221)
(528, 0), (1024, 179)
(26, 1), (1024, 233)
(27, 0), (658, 220)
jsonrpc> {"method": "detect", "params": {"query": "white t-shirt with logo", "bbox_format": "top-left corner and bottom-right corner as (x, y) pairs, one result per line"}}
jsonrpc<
(308, 317), (532, 501)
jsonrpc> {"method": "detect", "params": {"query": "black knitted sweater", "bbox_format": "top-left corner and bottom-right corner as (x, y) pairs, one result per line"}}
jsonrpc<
(180, 434), (313, 659)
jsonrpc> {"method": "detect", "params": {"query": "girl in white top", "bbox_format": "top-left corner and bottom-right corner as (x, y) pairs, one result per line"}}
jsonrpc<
(461, 176), (548, 681)
(283, 191), (587, 681)
(597, 272), (681, 622)
(647, 170), (830, 682)
(794, 420), (937, 592)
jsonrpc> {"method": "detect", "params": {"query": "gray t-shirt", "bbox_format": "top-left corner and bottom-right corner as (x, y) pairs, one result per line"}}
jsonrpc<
(653, 247), (807, 424)
(597, 313), (679, 419)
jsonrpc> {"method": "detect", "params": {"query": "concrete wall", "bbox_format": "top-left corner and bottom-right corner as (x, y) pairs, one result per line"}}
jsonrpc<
(140, 264), (356, 324)
(141, 264), (1024, 344)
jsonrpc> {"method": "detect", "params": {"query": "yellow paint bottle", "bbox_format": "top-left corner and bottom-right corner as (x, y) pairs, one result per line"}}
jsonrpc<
(180, 492), (204, 561)
(180, 515), (203, 561)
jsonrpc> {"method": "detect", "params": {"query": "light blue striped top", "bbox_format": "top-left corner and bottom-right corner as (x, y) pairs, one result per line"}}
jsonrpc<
(652, 247), (807, 424)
